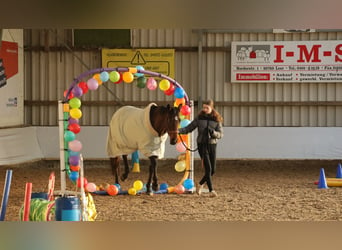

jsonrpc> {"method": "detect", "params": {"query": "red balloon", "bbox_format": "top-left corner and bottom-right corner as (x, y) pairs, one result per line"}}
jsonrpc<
(68, 123), (81, 134)
(64, 90), (74, 100)
(78, 81), (89, 94)
(77, 177), (88, 188)
(164, 84), (175, 96)
(180, 105), (191, 116)
(114, 73), (123, 84)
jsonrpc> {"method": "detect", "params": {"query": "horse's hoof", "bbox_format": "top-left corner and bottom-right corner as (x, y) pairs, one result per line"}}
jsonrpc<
(148, 192), (154, 196)
(120, 175), (127, 182)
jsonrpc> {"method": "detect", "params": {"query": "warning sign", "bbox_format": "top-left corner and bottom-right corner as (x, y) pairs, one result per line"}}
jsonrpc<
(102, 49), (175, 79)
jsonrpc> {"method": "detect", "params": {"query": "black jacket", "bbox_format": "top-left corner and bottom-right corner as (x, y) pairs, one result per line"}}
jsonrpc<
(178, 114), (223, 145)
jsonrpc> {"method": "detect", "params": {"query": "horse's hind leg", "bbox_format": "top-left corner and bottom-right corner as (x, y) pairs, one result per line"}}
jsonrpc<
(121, 155), (129, 181)
(110, 157), (120, 184)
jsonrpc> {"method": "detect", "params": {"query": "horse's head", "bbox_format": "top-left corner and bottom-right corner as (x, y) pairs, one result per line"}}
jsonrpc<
(165, 104), (181, 145)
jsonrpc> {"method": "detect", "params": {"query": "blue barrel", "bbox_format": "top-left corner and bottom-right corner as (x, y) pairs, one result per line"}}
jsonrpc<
(55, 196), (81, 221)
(31, 192), (48, 200)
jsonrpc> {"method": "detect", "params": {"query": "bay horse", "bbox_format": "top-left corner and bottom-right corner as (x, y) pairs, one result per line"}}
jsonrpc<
(106, 103), (181, 195)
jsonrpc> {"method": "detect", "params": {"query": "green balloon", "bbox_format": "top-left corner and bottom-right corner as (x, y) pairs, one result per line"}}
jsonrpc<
(69, 97), (81, 109)
(64, 130), (76, 142)
(137, 76), (146, 88)
(109, 71), (120, 82)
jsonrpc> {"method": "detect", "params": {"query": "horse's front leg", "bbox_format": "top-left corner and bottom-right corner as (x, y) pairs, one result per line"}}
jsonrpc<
(110, 157), (120, 184)
(146, 156), (158, 195)
(121, 155), (129, 181)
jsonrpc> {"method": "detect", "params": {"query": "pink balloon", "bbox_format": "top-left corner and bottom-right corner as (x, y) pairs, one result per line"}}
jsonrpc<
(86, 182), (97, 192)
(146, 77), (157, 90)
(176, 142), (186, 153)
(174, 184), (185, 194)
(68, 140), (82, 152)
(87, 78), (99, 90)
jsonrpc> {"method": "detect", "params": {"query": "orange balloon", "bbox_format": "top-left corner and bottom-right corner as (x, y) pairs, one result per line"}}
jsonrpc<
(107, 185), (119, 196)
(128, 67), (137, 74)
(174, 98), (186, 107)
(178, 134), (188, 142)
(93, 73), (103, 85)
(70, 165), (80, 172)
(122, 72), (134, 83)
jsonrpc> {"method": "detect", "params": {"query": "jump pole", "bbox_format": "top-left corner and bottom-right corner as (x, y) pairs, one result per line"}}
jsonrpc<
(79, 154), (88, 221)
(58, 100), (67, 196)
(0, 169), (13, 221)
(175, 99), (195, 193)
(189, 99), (195, 190)
(23, 182), (32, 221)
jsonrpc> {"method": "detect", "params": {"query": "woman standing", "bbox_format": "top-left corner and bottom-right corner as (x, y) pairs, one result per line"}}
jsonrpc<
(178, 100), (223, 197)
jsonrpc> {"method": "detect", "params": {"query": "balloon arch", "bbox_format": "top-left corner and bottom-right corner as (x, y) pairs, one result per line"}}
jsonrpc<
(57, 66), (194, 196)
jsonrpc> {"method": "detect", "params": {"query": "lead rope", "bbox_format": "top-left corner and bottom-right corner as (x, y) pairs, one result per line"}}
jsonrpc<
(178, 133), (198, 152)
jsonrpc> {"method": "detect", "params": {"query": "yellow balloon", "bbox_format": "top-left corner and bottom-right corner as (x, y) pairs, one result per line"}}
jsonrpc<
(175, 160), (186, 172)
(133, 180), (143, 191)
(69, 108), (82, 119)
(159, 79), (170, 91)
(128, 187), (137, 195)
(122, 72), (134, 83)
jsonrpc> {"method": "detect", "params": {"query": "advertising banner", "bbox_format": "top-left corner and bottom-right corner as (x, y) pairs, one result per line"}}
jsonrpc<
(231, 40), (342, 83)
(0, 29), (23, 127)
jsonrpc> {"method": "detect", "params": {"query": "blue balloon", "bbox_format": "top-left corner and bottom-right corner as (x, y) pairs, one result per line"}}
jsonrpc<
(135, 65), (145, 77)
(100, 71), (110, 82)
(183, 179), (194, 190)
(69, 171), (79, 182)
(68, 150), (79, 157)
(114, 183), (121, 191)
(159, 183), (168, 190)
(174, 87), (185, 98)
(180, 119), (190, 128)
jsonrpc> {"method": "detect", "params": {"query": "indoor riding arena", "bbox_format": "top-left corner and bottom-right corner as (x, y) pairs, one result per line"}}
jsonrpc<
(1, 28), (342, 223)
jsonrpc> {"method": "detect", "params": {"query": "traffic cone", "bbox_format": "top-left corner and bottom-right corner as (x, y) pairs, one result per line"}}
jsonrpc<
(131, 151), (140, 173)
(318, 168), (328, 189)
(336, 163), (342, 178)
(132, 162), (140, 173)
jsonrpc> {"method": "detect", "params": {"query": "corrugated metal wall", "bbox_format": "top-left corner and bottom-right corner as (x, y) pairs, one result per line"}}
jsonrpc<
(200, 30), (342, 127)
(24, 29), (342, 127)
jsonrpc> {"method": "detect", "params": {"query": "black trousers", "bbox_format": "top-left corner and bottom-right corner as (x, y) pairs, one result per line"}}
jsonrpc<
(198, 143), (217, 192)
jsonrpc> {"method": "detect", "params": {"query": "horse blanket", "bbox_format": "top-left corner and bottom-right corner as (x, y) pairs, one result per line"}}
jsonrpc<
(106, 103), (168, 159)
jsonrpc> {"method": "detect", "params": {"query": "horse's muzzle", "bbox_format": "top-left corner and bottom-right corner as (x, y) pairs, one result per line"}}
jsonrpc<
(170, 138), (177, 145)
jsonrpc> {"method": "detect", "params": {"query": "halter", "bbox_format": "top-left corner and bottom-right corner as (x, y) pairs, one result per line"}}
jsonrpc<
(165, 114), (179, 140)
